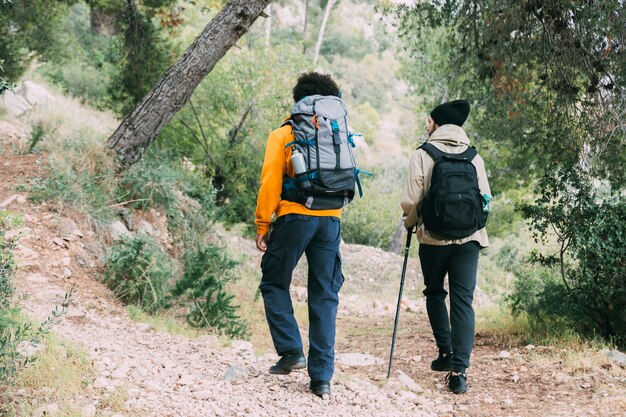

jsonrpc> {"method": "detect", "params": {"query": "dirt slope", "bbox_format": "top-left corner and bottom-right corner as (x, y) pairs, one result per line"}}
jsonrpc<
(1, 120), (625, 417)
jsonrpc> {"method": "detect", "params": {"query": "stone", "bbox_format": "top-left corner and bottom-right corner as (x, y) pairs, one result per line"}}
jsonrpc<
(19, 81), (55, 108)
(0, 194), (19, 208)
(605, 350), (626, 366)
(72, 229), (84, 238)
(192, 390), (213, 400)
(397, 370), (423, 393)
(52, 237), (68, 248)
(63, 267), (73, 278)
(224, 365), (248, 382)
(138, 220), (158, 237)
(81, 403), (97, 417)
(231, 340), (254, 352)
(66, 309), (86, 319)
(16, 245), (38, 259)
(0, 90), (32, 117)
(136, 323), (151, 332)
(110, 221), (131, 241)
(499, 350), (511, 359)
(112, 369), (128, 379)
(25, 273), (48, 283)
(94, 377), (109, 389)
(525, 344), (536, 351)
(336, 352), (384, 367)
(178, 374), (196, 385)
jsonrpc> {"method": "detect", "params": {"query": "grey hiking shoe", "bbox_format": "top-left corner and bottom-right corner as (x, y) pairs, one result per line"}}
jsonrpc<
(431, 352), (453, 371)
(269, 349), (306, 374)
(445, 371), (468, 394)
(310, 380), (331, 398)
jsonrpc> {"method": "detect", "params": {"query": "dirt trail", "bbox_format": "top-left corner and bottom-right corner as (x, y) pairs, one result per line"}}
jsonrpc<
(1, 132), (625, 417)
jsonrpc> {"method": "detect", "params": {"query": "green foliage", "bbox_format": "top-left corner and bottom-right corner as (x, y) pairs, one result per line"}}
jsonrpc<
(171, 244), (248, 338)
(103, 235), (173, 313)
(27, 121), (46, 154)
(38, 3), (118, 108)
(159, 45), (306, 228)
(341, 164), (404, 249)
(515, 169), (626, 346)
(0, 215), (17, 309)
(0, 0), (74, 81)
(397, 0), (626, 347)
(109, 1), (175, 115)
(116, 156), (217, 245)
(397, 0), (626, 190)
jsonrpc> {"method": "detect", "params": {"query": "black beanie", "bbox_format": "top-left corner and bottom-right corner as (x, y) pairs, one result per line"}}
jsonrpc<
(430, 99), (470, 127)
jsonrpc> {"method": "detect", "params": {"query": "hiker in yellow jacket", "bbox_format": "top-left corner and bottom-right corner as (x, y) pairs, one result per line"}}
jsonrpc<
(255, 72), (346, 399)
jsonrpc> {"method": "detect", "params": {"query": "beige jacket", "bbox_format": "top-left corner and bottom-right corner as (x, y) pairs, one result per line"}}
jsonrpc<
(400, 124), (491, 248)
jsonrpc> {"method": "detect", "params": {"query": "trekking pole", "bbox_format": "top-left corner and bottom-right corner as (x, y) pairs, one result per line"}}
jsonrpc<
(387, 227), (413, 379)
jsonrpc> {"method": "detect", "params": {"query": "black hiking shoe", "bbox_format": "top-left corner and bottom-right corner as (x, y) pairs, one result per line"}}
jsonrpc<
(269, 349), (306, 374)
(430, 352), (453, 371)
(310, 380), (331, 398)
(445, 372), (468, 394)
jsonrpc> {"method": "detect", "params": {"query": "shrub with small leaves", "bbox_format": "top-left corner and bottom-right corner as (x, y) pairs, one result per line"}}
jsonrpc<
(103, 235), (173, 313)
(171, 244), (248, 338)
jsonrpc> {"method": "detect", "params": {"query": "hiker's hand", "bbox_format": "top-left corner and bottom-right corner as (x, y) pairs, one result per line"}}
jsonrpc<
(256, 234), (268, 252)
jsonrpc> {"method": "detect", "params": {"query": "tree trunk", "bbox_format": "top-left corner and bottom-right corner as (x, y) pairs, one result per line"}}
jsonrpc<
(312, 0), (335, 67)
(107, 0), (272, 168)
(264, 4), (272, 50)
(302, 0), (309, 54)
(90, 7), (116, 36)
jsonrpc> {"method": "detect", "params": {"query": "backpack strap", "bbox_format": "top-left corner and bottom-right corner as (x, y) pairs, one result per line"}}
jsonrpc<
(330, 119), (341, 169)
(420, 142), (478, 162)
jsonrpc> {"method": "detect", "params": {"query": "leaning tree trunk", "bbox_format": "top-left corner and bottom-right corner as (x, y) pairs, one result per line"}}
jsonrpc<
(107, 0), (272, 168)
(312, 0), (335, 67)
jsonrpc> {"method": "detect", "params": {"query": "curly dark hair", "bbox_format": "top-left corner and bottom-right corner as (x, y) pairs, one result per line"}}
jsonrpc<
(292, 72), (340, 103)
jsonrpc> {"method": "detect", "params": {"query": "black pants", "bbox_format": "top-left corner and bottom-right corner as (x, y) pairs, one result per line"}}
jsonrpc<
(419, 242), (480, 373)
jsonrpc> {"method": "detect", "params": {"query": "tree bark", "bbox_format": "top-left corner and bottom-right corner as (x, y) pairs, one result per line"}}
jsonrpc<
(313, 0), (335, 67)
(107, 0), (272, 168)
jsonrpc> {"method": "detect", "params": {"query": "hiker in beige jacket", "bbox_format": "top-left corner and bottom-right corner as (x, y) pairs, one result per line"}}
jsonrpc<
(401, 99), (491, 394)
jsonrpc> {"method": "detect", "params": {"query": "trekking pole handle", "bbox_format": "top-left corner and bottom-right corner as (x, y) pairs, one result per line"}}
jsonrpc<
(387, 227), (414, 379)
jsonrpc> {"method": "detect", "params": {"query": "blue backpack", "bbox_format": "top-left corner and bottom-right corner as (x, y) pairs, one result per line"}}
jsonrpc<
(281, 95), (369, 210)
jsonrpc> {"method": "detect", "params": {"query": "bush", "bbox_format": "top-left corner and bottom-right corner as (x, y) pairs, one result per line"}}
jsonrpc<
(170, 244), (248, 338)
(516, 169), (626, 347)
(507, 261), (573, 333)
(103, 235), (173, 313)
(341, 164), (404, 250)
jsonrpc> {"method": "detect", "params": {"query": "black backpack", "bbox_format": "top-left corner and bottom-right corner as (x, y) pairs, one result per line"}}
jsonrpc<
(420, 143), (488, 239)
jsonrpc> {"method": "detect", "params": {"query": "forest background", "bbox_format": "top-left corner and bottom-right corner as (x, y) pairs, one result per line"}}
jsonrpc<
(0, 0), (624, 401)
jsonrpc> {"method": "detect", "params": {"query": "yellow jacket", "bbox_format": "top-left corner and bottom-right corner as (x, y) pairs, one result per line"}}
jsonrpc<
(255, 124), (341, 236)
(401, 124), (491, 248)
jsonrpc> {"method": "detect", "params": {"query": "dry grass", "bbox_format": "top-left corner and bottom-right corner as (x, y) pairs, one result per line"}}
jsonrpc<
(6, 333), (94, 417)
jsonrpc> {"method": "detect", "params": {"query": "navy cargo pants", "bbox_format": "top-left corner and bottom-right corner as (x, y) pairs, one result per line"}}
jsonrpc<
(419, 242), (480, 373)
(259, 214), (343, 382)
